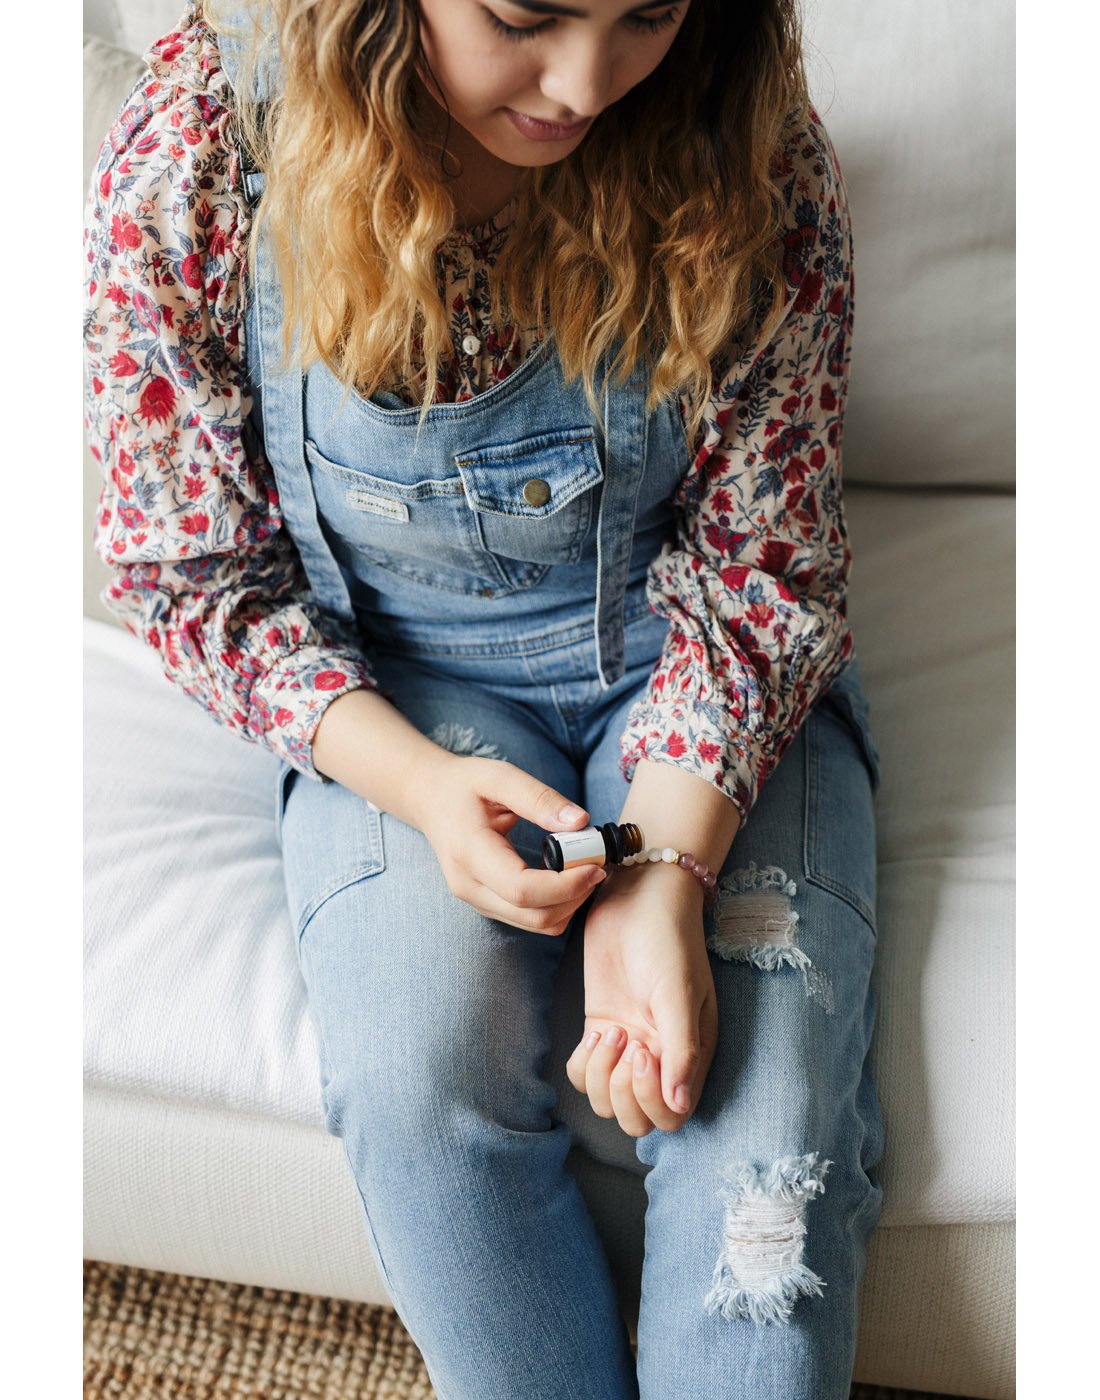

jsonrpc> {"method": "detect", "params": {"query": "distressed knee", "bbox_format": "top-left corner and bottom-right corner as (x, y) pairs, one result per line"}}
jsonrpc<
(428, 721), (505, 761)
(704, 1151), (832, 1326)
(707, 861), (833, 1014)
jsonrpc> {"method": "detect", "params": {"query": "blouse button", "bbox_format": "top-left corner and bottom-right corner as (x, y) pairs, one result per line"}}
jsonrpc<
(462, 334), (481, 356)
(523, 478), (551, 507)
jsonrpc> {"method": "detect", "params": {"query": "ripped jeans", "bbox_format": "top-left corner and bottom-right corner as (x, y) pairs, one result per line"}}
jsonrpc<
(275, 608), (886, 1400)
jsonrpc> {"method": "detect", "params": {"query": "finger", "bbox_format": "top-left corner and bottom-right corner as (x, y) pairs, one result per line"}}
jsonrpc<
(565, 1025), (603, 1094)
(475, 835), (608, 913)
(626, 1044), (690, 1133)
(464, 875), (598, 935)
(482, 762), (591, 834)
(650, 978), (705, 1117)
(609, 1041), (657, 1138)
(585, 1025), (627, 1118)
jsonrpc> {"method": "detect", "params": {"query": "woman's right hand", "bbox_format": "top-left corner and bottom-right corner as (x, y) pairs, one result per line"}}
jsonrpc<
(416, 754), (607, 935)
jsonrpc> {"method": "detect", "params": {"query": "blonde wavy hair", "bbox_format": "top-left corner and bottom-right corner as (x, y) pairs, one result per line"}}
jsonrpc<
(202, 0), (809, 447)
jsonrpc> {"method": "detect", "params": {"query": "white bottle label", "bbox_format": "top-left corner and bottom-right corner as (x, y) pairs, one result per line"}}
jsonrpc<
(554, 828), (606, 868)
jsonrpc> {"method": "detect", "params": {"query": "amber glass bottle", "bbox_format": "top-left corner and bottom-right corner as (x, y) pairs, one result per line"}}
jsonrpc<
(541, 822), (646, 872)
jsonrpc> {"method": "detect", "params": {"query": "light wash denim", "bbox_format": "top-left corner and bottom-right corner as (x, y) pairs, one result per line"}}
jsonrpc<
(221, 21), (886, 1396)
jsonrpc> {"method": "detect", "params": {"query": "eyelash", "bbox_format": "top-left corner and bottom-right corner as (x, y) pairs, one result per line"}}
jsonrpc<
(483, 6), (681, 43)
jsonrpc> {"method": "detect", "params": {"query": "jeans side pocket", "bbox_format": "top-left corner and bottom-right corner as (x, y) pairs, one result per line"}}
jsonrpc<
(274, 759), (296, 851)
(278, 762), (387, 943)
(820, 656), (882, 794)
(803, 704), (879, 936)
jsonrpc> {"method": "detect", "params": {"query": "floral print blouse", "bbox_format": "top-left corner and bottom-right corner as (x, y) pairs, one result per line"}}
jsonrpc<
(83, 3), (856, 823)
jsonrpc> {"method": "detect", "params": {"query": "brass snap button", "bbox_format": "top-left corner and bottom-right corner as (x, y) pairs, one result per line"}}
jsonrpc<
(523, 478), (551, 507)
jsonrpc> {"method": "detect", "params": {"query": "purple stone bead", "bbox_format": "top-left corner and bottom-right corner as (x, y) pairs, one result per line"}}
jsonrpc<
(678, 852), (695, 869)
(702, 871), (717, 890)
(692, 859), (708, 878)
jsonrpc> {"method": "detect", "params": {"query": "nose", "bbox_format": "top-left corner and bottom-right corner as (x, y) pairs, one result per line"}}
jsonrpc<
(538, 34), (614, 120)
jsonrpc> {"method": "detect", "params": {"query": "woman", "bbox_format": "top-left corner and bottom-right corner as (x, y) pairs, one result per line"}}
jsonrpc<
(83, 1), (886, 1395)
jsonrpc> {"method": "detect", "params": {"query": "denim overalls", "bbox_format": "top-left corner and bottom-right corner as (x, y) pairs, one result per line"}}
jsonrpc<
(244, 195), (689, 694)
(218, 20), (885, 1400)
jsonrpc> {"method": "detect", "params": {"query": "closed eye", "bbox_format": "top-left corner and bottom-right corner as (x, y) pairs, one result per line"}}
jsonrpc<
(482, 5), (682, 43)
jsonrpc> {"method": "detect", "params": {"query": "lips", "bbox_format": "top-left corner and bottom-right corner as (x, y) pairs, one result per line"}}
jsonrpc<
(506, 108), (593, 141)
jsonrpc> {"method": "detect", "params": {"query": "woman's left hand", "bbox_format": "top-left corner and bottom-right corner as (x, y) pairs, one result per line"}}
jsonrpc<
(565, 863), (717, 1137)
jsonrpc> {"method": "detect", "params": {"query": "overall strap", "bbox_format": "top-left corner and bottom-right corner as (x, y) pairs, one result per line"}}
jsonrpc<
(242, 218), (356, 623)
(593, 346), (651, 689)
(220, 11), (356, 621)
(214, 2), (277, 205)
(212, 3), (283, 107)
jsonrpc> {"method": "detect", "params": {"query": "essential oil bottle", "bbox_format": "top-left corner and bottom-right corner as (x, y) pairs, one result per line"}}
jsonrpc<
(541, 822), (646, 872)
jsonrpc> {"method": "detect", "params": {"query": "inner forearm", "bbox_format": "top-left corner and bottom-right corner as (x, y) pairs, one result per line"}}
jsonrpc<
(310, 686), (448, 832)
(617, 756), (742, 876)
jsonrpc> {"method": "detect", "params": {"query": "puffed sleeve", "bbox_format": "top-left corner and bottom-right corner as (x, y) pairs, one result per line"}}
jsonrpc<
(83, 13), (377, 782)
(618, 108), (856, 822)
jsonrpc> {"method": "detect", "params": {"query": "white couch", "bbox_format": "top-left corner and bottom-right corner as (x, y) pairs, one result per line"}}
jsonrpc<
(83, 4), (1016, 1395)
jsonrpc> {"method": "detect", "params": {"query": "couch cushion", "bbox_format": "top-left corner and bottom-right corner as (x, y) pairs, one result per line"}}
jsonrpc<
(844, 488), (1015, 1225)
(801, 6), (1014, 490)
(84, 485), (1015, 1234)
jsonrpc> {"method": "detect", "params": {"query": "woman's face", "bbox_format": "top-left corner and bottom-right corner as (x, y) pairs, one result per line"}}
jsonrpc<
(415, 1), (691, 167)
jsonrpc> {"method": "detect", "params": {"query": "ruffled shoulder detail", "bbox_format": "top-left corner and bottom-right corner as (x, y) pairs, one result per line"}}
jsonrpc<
(142, 3), (235, 106)
(122, 3), (245, 207)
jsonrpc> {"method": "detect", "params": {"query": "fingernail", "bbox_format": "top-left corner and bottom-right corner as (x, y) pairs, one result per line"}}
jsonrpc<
(624, 1039), (642, 1064)
(674, 1084), (691, 1112)
(604, 1027), (623, 1050)
(634, 1050), (648, 1075)
(559, 805), (586, 823)
(584, 1030), (601, 1050)
(587, 866), (607, 884)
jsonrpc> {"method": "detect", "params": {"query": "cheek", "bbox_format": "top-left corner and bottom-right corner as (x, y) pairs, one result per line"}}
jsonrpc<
(420, 16), (498, 99)
(440, 45), (528, 111)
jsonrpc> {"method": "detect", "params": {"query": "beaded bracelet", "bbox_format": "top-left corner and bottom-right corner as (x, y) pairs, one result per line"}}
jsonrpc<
(620, 845), (719, 909)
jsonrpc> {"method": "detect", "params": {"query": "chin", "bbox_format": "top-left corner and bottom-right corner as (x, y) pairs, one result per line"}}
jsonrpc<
(495, 128), (587, 167)
(504, 147), (575, 168)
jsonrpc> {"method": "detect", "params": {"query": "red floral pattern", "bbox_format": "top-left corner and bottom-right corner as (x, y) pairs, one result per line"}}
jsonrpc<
(84, 5), (856, 819)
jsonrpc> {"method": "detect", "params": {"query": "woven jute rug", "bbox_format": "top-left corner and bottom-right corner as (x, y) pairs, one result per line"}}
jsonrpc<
(83, 1259), (970, 1400)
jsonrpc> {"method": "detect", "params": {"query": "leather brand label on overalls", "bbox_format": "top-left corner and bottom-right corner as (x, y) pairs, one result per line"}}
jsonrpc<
(345, 488), (410, 523)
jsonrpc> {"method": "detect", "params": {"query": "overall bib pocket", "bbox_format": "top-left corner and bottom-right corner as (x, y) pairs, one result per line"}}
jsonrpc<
(304, 426), (604, 597)
(453, 426), (604, 591)
(303, 438), (494, 595)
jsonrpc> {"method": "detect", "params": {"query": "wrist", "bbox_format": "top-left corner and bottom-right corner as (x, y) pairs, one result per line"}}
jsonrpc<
(404, 745), (462, 831)
(591, 840), (712, 912)
(622, 842), (718, 908)
(310, 686), (456, 832)
(617, 756), (741, 876)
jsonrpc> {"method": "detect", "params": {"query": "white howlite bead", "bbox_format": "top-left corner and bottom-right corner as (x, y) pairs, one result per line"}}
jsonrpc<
(661, 847), (677, 863)
(622, 854), (635, 866)
(647, 848), (662, 862)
